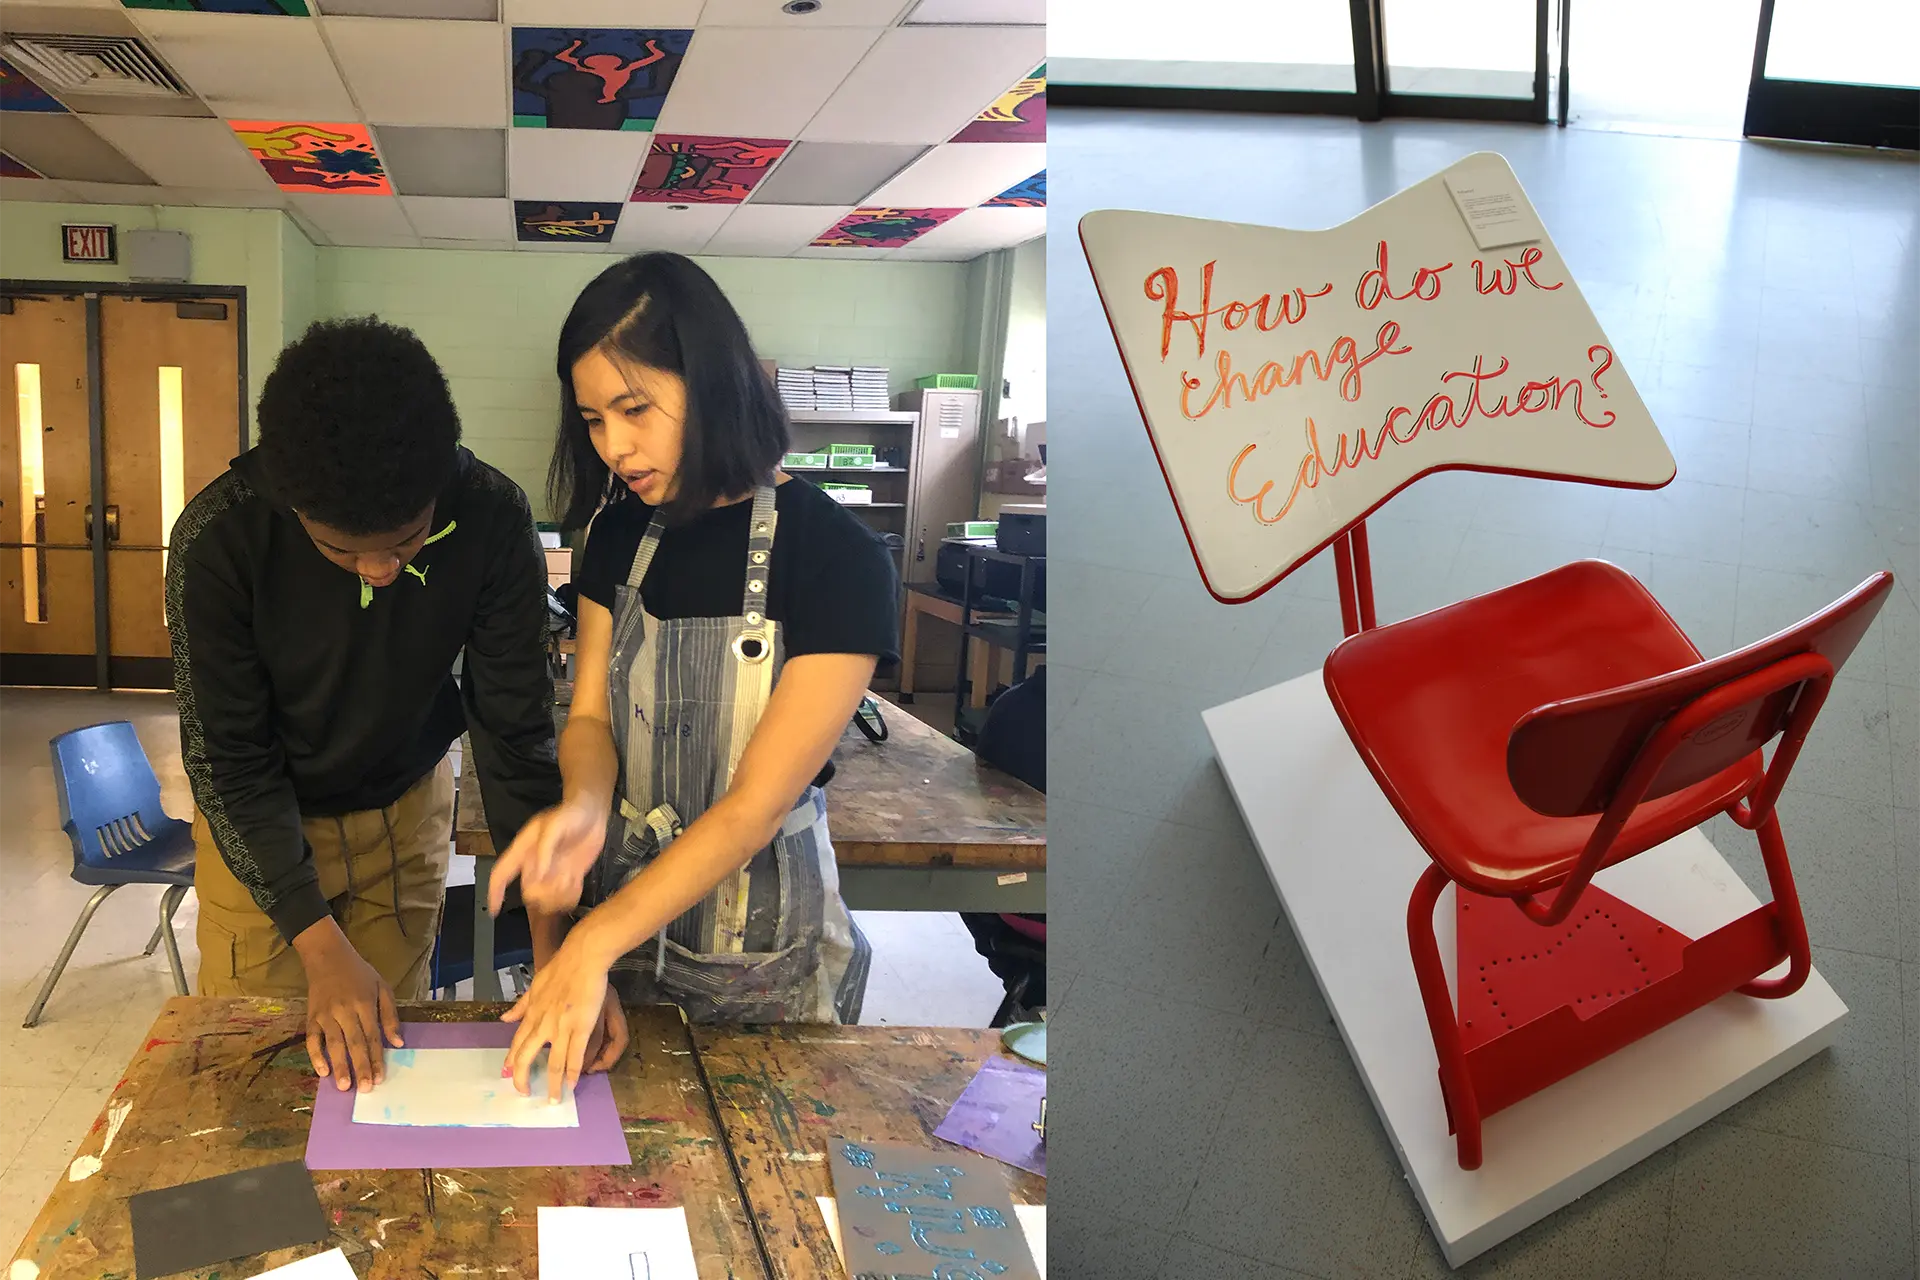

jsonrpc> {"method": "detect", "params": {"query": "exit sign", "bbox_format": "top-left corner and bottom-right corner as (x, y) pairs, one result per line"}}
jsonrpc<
(62, 224), (116, 263)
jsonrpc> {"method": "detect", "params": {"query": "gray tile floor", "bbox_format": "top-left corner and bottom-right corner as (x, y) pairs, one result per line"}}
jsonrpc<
(1045, 109), (1918, 1278)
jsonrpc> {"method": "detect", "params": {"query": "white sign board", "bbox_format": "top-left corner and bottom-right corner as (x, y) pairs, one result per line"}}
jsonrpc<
(1079, 152), (1675, 603)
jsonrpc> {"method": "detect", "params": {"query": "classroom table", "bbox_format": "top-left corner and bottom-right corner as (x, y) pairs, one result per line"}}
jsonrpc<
(9, 996), (766, 1280)
(455, 683), (1046, 998)
(691, 1024), (1046, 1280)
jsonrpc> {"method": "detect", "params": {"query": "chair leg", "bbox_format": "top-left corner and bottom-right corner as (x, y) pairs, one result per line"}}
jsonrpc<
(1737, 808), (1813, 999)
(1407, 865), (1483, 1171)
(157, 884), (190, 997)
(22, 885), (119, 1029)
(142, 920), (165, 957)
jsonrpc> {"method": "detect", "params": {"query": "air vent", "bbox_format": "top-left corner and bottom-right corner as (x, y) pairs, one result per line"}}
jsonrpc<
(0, 34), (185, 98)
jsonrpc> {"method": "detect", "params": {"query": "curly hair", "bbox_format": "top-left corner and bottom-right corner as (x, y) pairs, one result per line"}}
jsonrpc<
(256, 317), (461, 535)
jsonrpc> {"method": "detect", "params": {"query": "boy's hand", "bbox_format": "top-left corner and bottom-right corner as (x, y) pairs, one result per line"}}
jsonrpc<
(489, 798), (605, 917)
(295, 919), (403, 1092)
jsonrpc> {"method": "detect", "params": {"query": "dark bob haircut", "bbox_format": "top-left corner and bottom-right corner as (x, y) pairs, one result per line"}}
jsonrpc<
(256, 316), (461, 535)
(548, 252), (789, 531)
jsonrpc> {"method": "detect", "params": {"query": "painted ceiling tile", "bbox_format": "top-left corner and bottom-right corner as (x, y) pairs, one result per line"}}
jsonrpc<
(232, 119), (391, 193)
(511, 28), (691, 131)
(0, 57), (68, 113)
(0, 151), (42, 176)
(514, 198), (620, 242)
(630, 134), (787, 204)
(123, 0), (311, 13)
(811, 206), (961, 249)
(984, 168), (1042, 207)
(951, 63), (1042, 143)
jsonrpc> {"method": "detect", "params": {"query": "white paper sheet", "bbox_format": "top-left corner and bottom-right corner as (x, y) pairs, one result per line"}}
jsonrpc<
(538, 1206), (700, 1280)
(1442, 154), (1546, 249)
(254, 1247), (358, 1278)
(351, 1047), (578, 1128)
(817, 1196), (1047, 1277)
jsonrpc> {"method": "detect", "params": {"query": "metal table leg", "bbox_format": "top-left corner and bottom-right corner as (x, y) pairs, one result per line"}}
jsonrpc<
(472, 854), (502, 1001)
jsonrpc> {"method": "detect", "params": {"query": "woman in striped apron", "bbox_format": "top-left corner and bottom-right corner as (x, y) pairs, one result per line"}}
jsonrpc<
(488, 253), (897, 1098)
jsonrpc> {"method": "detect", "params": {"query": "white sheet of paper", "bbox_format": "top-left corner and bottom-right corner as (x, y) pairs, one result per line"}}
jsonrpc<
(254, 1247), (358, 1278)
(817, 1196), (1047, 1277)
(538, 1205), (700, 1280)
(1443, 154), (1545, 249)
(351, 1047), (578, 1128)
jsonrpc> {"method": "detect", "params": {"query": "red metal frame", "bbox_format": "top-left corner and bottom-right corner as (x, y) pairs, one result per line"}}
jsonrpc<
(1334, 568), (1893, 1169)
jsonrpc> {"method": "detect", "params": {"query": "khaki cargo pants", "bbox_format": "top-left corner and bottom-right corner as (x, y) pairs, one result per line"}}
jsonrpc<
(193, 757), (454, 1001)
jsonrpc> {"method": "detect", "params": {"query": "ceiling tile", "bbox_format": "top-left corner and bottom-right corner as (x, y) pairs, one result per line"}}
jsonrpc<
(503, 0), (702, 24)
(652, 25), (877, 137)
(128, 10), (357, 119)
(610, 201), (728, 253)
(0, 5), (140, 37)
(791, 243), (893, 259)
(232, 119), (389, 191)
(811, 204), (958, 248)
(376, 124), (504, 196)
(420, 236), (511, 249)
(1, 55), (68, 112)
(179, 185), (288, 206)
(801, 25), (1043, 144)
(510, 27), (691, 132)
(748, 140), (920, 205)
(513, 197), (619, 243)
(82, 114), (277, 188)
(317, 0), (497, 16)
(1, 173), (75, 198)
(0, 0), (124, 12)
(36, 92), (215, 118)
(124, 0), (313, 11)
(0, 112), (153, 182)
(508, 126), (648, 201)
(903, 0), (1043, 23)
(324, 16), (508, 126)
(891, 203), (1041, 257)
(700, 201), (842, 256)
(981, 165), (1040, 206)
(1, 148), (39, 175)
(401, 194), (511, 239)
(631, 134), (786, 203)
(49, 178), (167, 201)
(289, 190), (417, 243)
(948, 61), (1040, 142)
(697, 0), (909, 25)
(868, 140), (1040, 207)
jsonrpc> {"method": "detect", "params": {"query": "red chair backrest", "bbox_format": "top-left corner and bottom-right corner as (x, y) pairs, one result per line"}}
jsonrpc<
(1508, 571), (1894, 817)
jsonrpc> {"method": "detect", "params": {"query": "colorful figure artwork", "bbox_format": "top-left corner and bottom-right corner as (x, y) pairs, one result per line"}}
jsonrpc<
(232, 122), (389, 194)
(122, 0), (310, 13)
(0, 58), (65, 113)
(515, 201), (621, 244)
(0, 151), (40, 178)
(985, 170), (1045, 208)
(511, 28), (692, 132)
(826, 1142), (1041, 1280)
(631, 135), (789, 204)
(952, 63), (1044, 143)
(812, 207), (963, 249)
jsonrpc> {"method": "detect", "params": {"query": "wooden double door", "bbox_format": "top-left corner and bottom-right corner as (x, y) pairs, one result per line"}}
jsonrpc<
(1, 287), (243, 689)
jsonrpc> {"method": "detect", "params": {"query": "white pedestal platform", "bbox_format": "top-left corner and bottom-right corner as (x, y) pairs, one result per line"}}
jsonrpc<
(1203, 671), (1848, 1268)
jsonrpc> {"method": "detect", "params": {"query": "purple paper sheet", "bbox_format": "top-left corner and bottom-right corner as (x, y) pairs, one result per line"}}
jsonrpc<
(934, 1054), (1046, 1176)
(305, 1021), (630, 1170)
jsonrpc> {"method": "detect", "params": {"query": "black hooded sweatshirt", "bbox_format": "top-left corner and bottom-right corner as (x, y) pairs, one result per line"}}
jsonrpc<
(167, 446), (562, 944)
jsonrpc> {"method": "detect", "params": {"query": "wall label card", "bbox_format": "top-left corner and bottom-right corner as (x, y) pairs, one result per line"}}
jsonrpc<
(826, 1140), (1040, 1280)
(1080, 152), (1674, 603)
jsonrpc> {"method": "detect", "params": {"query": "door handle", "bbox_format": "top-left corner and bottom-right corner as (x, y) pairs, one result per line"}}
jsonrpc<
(84, 505), (121, 543)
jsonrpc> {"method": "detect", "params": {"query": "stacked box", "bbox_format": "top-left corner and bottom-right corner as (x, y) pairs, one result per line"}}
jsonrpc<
(783, 451), (830, 469)
(820, 483), (873, 505)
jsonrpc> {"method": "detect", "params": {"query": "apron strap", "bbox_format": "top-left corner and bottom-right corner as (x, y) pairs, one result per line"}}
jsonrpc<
(741, 485), (777, 623)
(624, 510), (667, 590)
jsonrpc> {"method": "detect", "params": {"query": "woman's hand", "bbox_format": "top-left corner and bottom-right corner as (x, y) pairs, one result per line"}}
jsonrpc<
(501, 921), (618, 1102)
(490, 797), (606, 916)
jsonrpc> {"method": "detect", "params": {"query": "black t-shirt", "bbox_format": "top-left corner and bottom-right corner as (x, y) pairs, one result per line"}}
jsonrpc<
(577, 476), (901, 672)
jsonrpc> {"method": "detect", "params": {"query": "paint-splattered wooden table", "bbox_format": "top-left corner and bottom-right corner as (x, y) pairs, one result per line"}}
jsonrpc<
(7, 996), (769, 1280)
(690, 1025), (1045, 1280)
(455, 684), (1046, 914)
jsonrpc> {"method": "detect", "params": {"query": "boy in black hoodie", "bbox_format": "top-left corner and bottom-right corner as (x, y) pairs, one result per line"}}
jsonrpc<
(169, 317), (563, 1092)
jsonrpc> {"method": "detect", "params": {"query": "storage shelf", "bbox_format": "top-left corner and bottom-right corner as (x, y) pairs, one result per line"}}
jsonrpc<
(832, 502), (906, 509)
(787, 409), (917, 425)
(788, 465), (907, 473)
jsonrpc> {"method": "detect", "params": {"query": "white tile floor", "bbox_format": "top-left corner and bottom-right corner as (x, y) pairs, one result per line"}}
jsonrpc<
(0, 687), (1006, 1260)
(1046, 109), (1917, 1278)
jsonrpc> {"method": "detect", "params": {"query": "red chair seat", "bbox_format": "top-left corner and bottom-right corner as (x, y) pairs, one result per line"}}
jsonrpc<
(1324, 560), (1763, 897)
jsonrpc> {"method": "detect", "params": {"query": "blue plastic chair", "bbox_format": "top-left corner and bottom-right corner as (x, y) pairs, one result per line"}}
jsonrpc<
(429, 882), (534, 999)
(25, 722), (195, 1028)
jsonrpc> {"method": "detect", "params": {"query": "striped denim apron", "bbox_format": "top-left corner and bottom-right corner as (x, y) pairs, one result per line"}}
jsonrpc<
(589, 485), (870, 1023)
